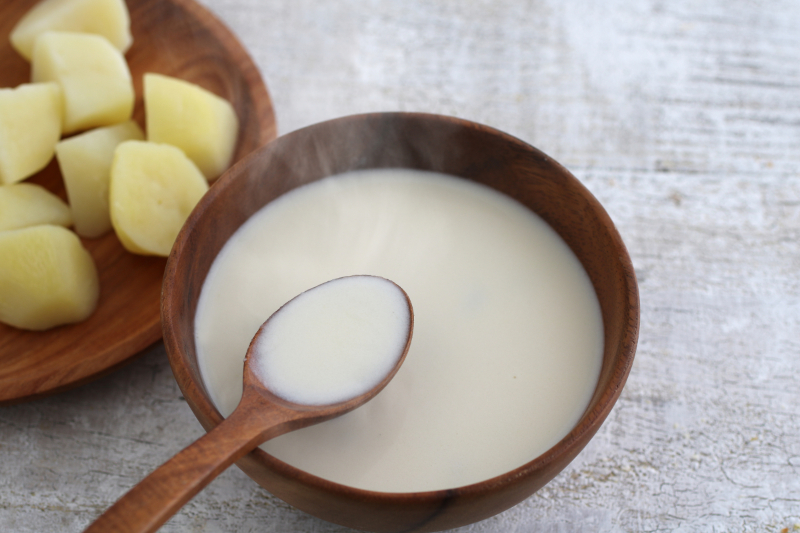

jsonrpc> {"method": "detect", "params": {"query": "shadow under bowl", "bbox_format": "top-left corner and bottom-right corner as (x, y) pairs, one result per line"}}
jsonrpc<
(162, 112), (639, 533)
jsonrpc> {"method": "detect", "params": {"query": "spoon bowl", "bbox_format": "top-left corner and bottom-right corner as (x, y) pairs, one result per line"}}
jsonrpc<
(85, 276), (413, 533)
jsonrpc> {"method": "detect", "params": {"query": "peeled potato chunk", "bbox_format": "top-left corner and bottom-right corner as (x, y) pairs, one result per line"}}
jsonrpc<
(9, 0), (132, 62)
(144, 73), (239, 181)
(0, 82), (62, 185)
(56, 120), (144, 238)
(32, 31), (134, 134)
(110, 141), (209, 256)
(0, 225), (99, 331)
(0, 183), (72, 232)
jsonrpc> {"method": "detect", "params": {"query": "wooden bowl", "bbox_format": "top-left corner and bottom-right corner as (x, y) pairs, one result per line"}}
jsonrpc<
(162, 113), (639, 532)
(0, 0), (276, 404)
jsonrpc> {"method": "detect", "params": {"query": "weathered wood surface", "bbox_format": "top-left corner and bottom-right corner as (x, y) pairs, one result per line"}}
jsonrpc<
(1, 0), (798, 531)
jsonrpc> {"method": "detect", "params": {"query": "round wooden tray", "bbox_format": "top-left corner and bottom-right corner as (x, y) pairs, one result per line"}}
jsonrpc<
(0, 0), (277, 405)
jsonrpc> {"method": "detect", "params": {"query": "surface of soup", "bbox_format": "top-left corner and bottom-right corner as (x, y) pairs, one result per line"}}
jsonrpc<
(195, 169), (603, 492)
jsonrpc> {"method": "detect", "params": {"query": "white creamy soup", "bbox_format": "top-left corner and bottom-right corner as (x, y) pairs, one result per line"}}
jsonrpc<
(252, 275), (411, 406)
(195, 169), (603, 492)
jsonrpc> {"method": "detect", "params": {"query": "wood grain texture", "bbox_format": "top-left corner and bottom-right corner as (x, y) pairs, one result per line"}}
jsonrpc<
(85, 313), (410, 533)
(87, 275), (412, 533)
(0, 0), (276, 404)
(0, 0), (798, 531)
(82, 387), (297, 533)
(161, 112), (639, 532)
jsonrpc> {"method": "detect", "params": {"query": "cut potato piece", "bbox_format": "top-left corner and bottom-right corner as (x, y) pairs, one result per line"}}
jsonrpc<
(0, 183), (72, 232)
(110, 141), (209, 256)
(56, 120), (144, 238)
(144, 73), (238, 181)
(32, 31), (134, 134)
(0, 225), (99, 331)
(0, 83), (62, 185)
(10, 0), (132, 62)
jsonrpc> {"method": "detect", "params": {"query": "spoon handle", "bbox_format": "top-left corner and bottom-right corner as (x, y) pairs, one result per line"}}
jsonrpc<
(83, 395), (292, 533)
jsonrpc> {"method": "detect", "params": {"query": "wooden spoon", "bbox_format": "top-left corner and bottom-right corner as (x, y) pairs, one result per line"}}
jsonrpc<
(84, 276), (413, 533)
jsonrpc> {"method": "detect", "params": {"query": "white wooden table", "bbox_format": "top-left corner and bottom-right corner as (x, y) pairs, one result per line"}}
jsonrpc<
(1, 0), (799, 531)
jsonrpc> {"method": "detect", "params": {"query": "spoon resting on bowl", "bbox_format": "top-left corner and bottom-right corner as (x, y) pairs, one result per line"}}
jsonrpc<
(84, 275), (414, 533)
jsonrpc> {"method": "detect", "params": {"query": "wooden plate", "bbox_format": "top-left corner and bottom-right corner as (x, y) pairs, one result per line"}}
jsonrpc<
(0, 0), (277, 404)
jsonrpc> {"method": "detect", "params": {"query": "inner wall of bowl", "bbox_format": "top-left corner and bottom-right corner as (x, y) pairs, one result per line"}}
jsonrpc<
(173, 111), (631, 445)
